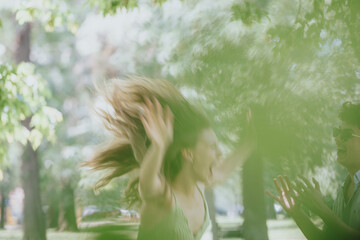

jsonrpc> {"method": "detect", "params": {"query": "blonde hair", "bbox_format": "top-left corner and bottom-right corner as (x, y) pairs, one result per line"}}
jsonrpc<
(84, 76), (210, 207)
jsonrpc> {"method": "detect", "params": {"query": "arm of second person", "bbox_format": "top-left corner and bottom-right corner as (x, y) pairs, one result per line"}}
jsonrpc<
(296, 176), (360, 240)
(265, 175), (326, 240)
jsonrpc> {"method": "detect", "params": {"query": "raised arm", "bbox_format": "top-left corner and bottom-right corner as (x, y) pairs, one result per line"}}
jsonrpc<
(295, 176), (360, 240)
(211, 142), (254, 185)
(265, 175), (326, 240)
(211, 109), (256, 185)
(138, 97), (174, 201)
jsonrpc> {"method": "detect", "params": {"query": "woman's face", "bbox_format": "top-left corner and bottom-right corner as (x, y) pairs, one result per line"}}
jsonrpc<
(191, 128), (222, 184)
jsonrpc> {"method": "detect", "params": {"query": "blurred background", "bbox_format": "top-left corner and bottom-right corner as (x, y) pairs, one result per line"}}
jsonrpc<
(0, 0), (359, 239)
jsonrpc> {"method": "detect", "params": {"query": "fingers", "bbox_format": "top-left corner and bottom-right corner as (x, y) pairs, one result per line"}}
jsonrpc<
(279, 175), (289, 192)
(269, 177), (293, 210)
(140, 115), (151, 136)
(264, 190), (287, 210)
(142, 97), (154, 127)
(144, 97), (154, 115)
(267, 175), (300, 211)
(283, 175), (297, 198)
(144, 97), (160, 121)
(140, 97), (174, 145)
(298, 175), (313, 189)
(265, 190), (279, 202)
(293, 183), (303, 198)
(143, 97), (165, 126)
(284, 175), (295, 191)
(268, 174), (322, 213)
(273, 178), (283, 195)
(273, 175), (292, 196)
(296, 175), (321, 194)
(279, 175), (297, 204)
(295, 179), (306, 193)
(153, 97), (163, 120)
(294, 178), (312, 203)
(165, 106), (174, 138)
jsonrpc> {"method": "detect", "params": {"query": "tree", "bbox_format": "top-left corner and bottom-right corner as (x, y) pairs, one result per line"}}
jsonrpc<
(0, 29), (62, 240)
(12, 0), (93, 233)
(0, 167), (14, 228)
(78, 1), (360, 239)
(3, 0), (354, 239)
(16, 22), (47, 240)
(0, 1), (75, 238)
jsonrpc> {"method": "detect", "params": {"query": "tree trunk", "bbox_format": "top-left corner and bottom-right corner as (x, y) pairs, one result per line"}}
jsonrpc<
(21, 142), (47, 240)
(15, 23), (47, 240)
(0, 168), (12, 229)
(242, 151), (268, 240)
(205, 188), (219, 240)
(58, 181), (77, 231)
(14, 23), (31, 63)
(0, 192), (6, 229)
(47, 195), (59, 229)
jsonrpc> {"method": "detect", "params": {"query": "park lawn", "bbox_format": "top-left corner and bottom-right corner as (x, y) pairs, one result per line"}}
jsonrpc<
(267, 219), (305, 240)
(0, 229), (102, 240)
(215, 216), (305, 240)
(0, 229), (96, 240)
(0, 218), (305, 240)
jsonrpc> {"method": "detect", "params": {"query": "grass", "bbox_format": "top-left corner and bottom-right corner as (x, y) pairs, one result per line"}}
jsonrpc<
(214, 216), (305, 240)
(0, 229), (97, 240)
(0, 218), (305, 240)
(267, 219), (305, 240)
(0, 229), (93, 240)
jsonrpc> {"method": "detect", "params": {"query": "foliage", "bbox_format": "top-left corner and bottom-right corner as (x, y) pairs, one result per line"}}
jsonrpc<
(0, 63), (62, 163)
(87, 0), (139, 15)
(14, 0), (79, 33)
(1, 0), (359, 229)
(86, 0), (174, 15)
(76, 0), (360, 199)
(77, 170), (128, 209)
(158, 0), (360, 195)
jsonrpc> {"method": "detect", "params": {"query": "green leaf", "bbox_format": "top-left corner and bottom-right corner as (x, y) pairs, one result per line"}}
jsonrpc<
(15, 9), (34, 25)
(14, 126), (29, 146)
(67, 21), (79, 34)
(17, 63), (35, 76)
(28, 129), (43, 150)
(42, 106), (63, 123)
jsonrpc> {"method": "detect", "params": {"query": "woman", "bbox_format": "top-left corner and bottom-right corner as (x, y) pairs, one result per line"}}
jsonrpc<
(85, 77), (255, 240)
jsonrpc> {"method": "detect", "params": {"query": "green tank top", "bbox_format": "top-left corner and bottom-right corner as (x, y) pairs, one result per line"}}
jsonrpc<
(137, 185), (210, 240)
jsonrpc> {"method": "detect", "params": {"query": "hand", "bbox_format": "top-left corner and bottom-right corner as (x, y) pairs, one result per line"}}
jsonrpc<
(140, 97), (174, 149)
(294, 176), (328, 216)
(265, 175), (300, 215)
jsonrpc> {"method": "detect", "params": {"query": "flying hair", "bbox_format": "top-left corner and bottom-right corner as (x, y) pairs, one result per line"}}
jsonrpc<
(83, 76), (210, 207)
